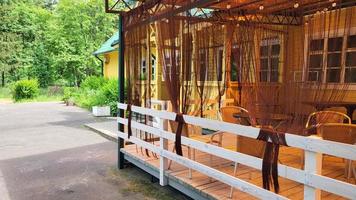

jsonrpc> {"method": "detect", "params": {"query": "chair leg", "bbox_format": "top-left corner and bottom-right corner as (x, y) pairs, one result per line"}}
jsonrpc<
(301, 150), (305, 169)
(193, 148), (196, 161)
(188, 146), (192, 179)
(168, 145), (176, 170)
(347, 159), (352, 181)
(229, 162), (238, 199)
(351, 161), (356, 183)
(209, 153), (214, 182)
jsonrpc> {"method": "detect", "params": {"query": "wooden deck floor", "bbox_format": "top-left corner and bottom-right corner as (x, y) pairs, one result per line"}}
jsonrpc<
(122, 133), (354, 200)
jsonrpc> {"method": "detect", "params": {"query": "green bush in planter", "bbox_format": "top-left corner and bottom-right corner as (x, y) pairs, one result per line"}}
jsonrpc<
(12, 79), (39, 101)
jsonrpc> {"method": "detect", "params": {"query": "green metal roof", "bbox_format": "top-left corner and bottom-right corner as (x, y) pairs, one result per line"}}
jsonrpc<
(93, 31), (118, 55)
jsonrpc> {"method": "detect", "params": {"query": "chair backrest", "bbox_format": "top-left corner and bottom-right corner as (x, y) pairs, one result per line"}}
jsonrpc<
(220, 106), (251, 125)
(318, 123), (356, 145)
(306, 111), (351, 128)
(236, 136), (266, 158)
(220, 106), (265, 158)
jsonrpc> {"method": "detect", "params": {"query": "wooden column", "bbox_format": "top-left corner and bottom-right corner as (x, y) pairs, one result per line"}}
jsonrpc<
(118, 14), (125, 169)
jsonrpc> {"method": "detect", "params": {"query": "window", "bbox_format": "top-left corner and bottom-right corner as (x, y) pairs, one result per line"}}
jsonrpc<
(307, 34), (356, 83)
(217, 49), (223, 81)
(198, 49), (217, 81)
(199, 49), (208, 81)
(141, 60), (146, 74)
(140, 55), (156, 80)
(162, 50), (180, 81)
(259, 39), (280, 82)
(326, 37), (342, 82)
(308, 39), (324, 81)
(345, 35), (356, 83)
(231, 45), (241, 82)
(151, 54), (156, 80)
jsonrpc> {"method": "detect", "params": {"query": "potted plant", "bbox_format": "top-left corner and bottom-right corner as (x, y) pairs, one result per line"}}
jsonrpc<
(91, 92), (110, 117)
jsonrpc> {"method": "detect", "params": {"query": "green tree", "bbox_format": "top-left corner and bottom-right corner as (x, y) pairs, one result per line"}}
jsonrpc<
(0, 0), (116, 87)
(0, 3), (22, 86)
(50, 0), (116, 86)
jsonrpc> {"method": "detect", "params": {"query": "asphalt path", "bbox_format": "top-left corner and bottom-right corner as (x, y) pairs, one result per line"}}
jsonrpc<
(0, 102), (140, 200)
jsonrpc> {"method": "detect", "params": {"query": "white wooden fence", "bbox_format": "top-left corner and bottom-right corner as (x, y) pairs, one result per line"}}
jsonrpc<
(117, 102), (356, 200)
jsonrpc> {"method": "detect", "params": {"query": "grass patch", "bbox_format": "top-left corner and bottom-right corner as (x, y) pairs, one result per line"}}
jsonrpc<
(15, 88), (63, 103)
(0, 86), (63, 103)
(107, 166), (189, 200)
(0, 87), (11, 100)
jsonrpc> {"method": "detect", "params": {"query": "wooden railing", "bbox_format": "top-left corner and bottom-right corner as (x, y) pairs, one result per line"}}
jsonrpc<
(117, 102), (356, 200)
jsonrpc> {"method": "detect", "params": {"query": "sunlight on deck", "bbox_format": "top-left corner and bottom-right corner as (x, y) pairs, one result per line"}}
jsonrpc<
(123, 133), (352, 200)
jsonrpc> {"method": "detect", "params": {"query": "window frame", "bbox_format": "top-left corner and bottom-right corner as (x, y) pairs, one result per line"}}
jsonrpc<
(305, 28), (356, 84)
(259, 38), (281, 83)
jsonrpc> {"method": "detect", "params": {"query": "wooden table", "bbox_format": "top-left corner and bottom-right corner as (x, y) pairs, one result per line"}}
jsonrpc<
(303, 101), (356, 123)
(233, 113), (292, 128)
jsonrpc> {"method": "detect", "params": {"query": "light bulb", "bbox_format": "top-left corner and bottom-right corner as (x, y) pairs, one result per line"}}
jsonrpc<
(294, 2), (299, 8)
(332, 2), (337, 7)
(259, 4), (264, 10)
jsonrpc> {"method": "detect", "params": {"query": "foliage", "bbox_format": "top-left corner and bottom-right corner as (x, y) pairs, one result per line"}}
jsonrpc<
(64, 76), (121, 116)
(49, 0), (116, 86)
(11, 79), (39, 101)
(0, 0), (116, 87)
(80, 76), (108, 90)
(62, 87), (77, 102)
(99, 79), (118, 114)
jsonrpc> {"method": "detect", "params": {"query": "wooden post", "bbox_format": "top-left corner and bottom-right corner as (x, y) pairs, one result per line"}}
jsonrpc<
(304, 136), (322, 200)
(154, 22), (163, 100)
(118, 14), (125, 169)
(159, 101), (168, 186)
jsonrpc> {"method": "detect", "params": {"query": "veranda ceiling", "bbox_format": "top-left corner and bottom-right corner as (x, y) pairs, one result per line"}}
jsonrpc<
(105, 0), (356, 29)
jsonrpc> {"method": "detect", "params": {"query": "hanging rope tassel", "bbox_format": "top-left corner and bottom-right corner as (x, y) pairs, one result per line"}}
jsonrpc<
(257, 128), (288, 193)
(127, 104), (132, 138)
(175, 113), (185, 156)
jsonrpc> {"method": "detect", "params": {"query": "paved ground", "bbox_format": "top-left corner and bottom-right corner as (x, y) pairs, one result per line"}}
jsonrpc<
(0, 102), (187, 200)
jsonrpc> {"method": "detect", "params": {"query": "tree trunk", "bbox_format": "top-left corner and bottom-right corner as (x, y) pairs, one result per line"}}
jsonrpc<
(1, 71), (4, 87)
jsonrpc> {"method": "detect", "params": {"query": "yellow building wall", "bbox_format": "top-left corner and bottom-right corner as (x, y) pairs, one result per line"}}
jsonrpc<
(285, 7), (356, 118)
(103, 51), (118, 79)
(292, 7), (356, 103)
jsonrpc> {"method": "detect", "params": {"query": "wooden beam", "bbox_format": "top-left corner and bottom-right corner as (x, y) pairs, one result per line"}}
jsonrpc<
(125, 0), (219, 31)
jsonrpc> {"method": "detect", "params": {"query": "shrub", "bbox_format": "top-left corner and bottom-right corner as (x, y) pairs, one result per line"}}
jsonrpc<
(12, 79), (39, 101)
(66, 77), (124, 116)
(80, 76), (108, 91)
(62, 87), (78, 102)
(100, 79), (118, 115)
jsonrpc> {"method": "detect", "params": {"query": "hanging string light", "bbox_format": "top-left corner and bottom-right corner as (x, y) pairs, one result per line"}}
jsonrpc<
(294, 1), (299, 8)
(259, 4), (264, 10)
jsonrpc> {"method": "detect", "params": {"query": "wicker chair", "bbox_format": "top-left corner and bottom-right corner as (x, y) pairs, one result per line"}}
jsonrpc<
(219, 106), (265, 198)
(318, 123), (356, 181)
(306, 111), (351, 129)
(301, 111), (351, 166)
